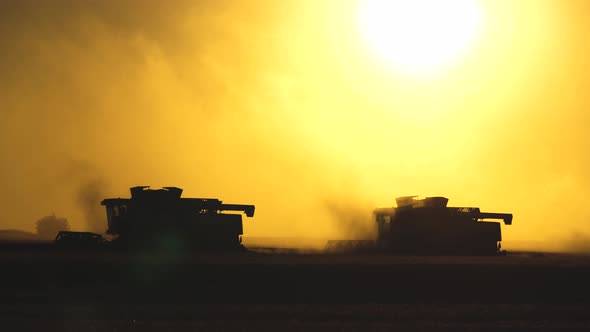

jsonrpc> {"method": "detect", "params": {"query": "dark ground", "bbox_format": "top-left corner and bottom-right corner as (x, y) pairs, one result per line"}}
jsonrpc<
(1, 244), (590, 331)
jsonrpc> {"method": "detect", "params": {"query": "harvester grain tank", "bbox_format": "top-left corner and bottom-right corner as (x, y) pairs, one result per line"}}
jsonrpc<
(101, 186), (255, 251)
(374, 196), (512, 255)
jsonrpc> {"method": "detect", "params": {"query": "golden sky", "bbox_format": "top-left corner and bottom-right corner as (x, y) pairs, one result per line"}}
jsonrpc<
(1, 0), (589, 250)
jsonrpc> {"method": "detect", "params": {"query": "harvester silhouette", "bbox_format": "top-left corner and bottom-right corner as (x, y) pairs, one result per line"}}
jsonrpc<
(55, 186), (255, 251)
(55, 188), (511, 255)
(326, 196), (513, 255)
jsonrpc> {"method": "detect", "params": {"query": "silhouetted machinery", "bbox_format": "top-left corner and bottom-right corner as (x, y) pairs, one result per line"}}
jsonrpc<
(374, 196), (512, 255)
(326, 196), (512, 255)
(54, 231), (105, 248)
(100, 186), (255, 251)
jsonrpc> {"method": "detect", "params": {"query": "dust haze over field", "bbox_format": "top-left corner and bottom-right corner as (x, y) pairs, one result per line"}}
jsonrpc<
(1, 0), (589, 251)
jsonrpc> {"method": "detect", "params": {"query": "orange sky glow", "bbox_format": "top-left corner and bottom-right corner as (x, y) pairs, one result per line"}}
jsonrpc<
(1, 0), (589, 251)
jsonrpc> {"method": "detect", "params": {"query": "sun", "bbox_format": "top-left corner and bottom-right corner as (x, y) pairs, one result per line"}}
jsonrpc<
(358, 0), (484, 75)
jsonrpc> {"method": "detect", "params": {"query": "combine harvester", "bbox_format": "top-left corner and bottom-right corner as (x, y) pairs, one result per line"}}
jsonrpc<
(55, 186), (255, 251)
(326, 196), (512, 255)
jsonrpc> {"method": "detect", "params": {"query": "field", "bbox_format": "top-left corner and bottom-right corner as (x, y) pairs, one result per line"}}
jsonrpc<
(1, 245), (590, 331)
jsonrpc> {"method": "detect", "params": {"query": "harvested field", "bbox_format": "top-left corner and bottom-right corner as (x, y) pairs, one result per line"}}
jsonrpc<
(1, 246), (589, 331)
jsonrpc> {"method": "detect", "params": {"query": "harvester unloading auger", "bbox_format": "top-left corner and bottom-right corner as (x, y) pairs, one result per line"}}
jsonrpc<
(326, 196), (513, 255)
(56, 186), (255, 251)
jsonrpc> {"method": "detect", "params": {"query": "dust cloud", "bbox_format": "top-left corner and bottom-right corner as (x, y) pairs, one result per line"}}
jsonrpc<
(74, 171), (109, 234)
(76, 180), (107, 234)
(560, 233), (590, 254)
(1, 0), (590, 251)
(322, 199), (375, 240)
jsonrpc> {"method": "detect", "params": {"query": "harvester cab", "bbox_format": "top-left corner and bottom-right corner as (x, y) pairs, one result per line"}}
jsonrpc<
(101, 186), (255, 251)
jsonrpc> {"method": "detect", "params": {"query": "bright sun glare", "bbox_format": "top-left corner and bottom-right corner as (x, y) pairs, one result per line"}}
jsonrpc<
(358, 0), (484, 75)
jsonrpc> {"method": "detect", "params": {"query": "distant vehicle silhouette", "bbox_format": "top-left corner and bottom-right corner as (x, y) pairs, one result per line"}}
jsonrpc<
(327, 196), (512, 255)
(54, 231), (105, 249)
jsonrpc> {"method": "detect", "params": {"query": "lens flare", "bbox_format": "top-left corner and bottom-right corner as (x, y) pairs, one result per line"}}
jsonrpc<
(358, 0), (484, 75)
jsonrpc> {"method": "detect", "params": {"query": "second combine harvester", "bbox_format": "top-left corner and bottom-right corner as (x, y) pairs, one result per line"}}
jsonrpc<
(375, 196), (512, 255)
(328, 196), (513, 255)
